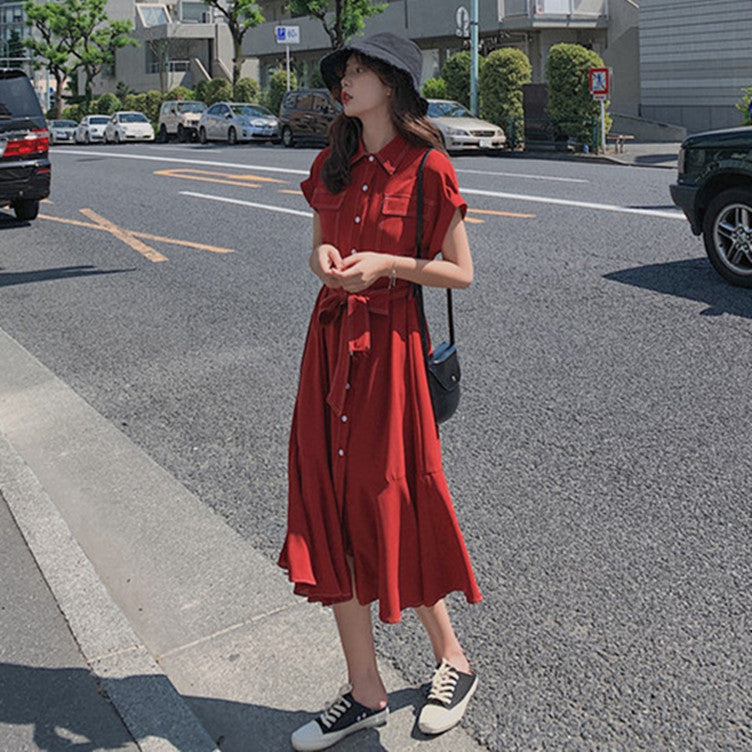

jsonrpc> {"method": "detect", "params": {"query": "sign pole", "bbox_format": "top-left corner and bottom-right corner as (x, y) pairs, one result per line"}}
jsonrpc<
(470, 0), (479, 116)
(600, 98), (606, 153)
(286, 43), (291, 91)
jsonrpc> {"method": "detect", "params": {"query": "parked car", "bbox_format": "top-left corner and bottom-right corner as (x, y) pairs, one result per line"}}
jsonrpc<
(197, 102), (279, 145)
(157, 100), (207, 142)
(104, 111), (155, 143)
(670, 125), (752, 287)
(74, 115), (110, 144)
(0, 69), (50, 221)
(427, 99), (506, 152)
(48, 119), (77, 145)
(278, 88), (340, 148)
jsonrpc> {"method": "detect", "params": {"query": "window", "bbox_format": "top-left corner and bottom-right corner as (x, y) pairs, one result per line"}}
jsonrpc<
(136, 4), (171, 27)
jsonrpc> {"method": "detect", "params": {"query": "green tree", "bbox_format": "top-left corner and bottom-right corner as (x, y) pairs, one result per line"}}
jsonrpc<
(165, 85), (195, 101)
(545, 43), (611, 147)
(287, 0), (387, 49)
(422, 77), (446, 99)
(201, 0), (263, 83)
(203, 77), (233, 105)
(95, 91), (121, 114)
(234, 77), (259, 102)
(735, 86), (752, 125)
(442, 51), (484, 110)
(23, 0), (77, 117)
(267, 69), (296, 115)
(7, 30), (26, 63)
(479, 48), (531, 149)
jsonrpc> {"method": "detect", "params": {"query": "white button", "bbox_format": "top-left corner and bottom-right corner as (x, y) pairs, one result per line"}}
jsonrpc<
(368, 155), (374, 162)
(341, 415), (348, 422)
(338, 449), (344, 457)
(354, 216), (361, 224)
(350, 249), (356, 255)
(362, 185), (368, 191)
(345, 382), (351, 390)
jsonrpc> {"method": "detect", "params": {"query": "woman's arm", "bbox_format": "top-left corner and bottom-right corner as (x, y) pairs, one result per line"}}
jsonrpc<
(309, 211), (343, 288)
(333, 209), (473, 293)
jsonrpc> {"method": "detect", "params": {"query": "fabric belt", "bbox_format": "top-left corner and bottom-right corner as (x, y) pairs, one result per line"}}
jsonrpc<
(318, 285), (411, 416)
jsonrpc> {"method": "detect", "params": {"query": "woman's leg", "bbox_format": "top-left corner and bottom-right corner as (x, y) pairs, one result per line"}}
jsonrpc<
(415, 599), (471, 673)
(332, 596), (388, 711)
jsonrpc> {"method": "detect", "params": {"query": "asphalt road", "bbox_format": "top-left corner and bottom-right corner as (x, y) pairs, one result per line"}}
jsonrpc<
(1, 142), (750, 752)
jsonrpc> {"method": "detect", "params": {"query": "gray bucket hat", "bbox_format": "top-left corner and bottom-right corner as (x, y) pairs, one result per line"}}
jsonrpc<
(320, 32), (427, 108)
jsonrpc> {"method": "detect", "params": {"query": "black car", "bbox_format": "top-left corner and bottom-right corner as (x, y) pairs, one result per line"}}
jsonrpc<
(278, 88), (340, 148)
(0, 69), (50, 221)
(670, 125), (752, 287)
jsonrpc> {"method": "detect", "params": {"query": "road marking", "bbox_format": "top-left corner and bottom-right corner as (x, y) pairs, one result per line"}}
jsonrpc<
(180, 191), (313, 218)
(461, 188), (685, 220)
(456, 168), (588, 184)
(39, 213), (235, 256)
(465, 217), (485, 224)
(468, 208), (535, 219)
(154, 168), (287, 189)
(278, 189), (303, 195)
(80, 209), (168, 262)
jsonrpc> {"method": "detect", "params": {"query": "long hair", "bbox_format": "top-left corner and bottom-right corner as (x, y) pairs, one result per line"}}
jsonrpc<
(321, 52), (445, 194)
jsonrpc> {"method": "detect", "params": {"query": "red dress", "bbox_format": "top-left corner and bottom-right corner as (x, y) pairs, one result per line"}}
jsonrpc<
(278, 134), (482, 623)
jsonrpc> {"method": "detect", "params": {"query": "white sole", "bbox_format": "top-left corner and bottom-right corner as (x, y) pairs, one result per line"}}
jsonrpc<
(291, 707), (389, 751)
(417, 677), (478, 735)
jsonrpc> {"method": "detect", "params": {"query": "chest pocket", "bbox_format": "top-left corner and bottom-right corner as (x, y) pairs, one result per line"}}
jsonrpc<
(378, 193), (418, 252)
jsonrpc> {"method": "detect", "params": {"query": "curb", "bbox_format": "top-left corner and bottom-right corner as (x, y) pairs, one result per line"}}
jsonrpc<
(0, 433), (220, 752)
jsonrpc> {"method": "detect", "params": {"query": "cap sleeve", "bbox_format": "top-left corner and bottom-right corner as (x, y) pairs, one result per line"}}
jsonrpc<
(423, 150), (467, 258)
(300, 147), (331, 207)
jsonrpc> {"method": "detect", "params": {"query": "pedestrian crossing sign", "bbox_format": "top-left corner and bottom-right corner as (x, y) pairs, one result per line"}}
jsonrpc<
(589, 67), (610, 100)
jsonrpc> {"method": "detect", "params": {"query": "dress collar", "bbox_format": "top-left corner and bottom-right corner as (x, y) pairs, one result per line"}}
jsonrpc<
(350, 133), (411, 175)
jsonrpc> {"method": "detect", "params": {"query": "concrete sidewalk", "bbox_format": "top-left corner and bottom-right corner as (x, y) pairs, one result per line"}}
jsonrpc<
(0, 326), (486, 752)
(518, 140), (682, 170)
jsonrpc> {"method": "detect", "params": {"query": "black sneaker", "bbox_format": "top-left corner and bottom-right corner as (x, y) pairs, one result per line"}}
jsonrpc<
(417, 659), (478, 735)
(291, 684), (389, 751)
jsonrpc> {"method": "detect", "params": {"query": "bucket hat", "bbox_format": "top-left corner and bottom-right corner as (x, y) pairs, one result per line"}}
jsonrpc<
(320, 32), (427, 109)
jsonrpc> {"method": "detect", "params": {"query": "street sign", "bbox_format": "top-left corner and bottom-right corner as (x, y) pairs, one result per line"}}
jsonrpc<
(589, 67), (610, 100)
(275, 26), (300, 45)
(456, 6), (470, 38)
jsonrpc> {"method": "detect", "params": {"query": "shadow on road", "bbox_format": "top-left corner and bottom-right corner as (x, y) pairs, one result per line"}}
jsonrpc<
(0, 265), (135, 287)
(604, 257), (752, 319)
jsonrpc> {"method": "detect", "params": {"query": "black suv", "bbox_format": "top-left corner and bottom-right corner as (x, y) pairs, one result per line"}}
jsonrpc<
(0, 69), (50, 221)
(670, 125), (752, 287)
(278, 89), (340, 148)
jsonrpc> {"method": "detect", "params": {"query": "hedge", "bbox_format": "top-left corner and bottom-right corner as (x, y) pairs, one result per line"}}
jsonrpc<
(442, 51), (484, 109)
(479, 48), (531, 148)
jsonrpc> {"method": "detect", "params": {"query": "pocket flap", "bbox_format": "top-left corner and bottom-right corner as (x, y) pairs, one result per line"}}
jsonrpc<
(382, 194), (413, 216)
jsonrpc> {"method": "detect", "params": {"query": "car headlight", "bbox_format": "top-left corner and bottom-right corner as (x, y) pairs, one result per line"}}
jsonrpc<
(677, 146), (686, 175)
(447, 127), (470, 137)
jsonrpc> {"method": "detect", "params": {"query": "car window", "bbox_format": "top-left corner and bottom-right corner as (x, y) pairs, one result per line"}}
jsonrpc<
(51, 120), (77, 127)
(231, 104), (272, 117)
(311, 95), (331, 112)
(296, 94), (313, 110)
(177, 102), (206, 113)
(0, 73), (43, 121)
(427, 101), (472, 118)
(90, 116), (109, 125)
(120, 112), (148, 123)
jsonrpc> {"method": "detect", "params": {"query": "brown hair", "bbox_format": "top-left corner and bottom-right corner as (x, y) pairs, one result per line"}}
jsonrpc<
(321, 52), (445, 194)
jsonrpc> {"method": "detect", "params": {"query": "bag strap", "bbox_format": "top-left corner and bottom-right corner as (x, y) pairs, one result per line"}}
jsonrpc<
(414, 149), (455, 349)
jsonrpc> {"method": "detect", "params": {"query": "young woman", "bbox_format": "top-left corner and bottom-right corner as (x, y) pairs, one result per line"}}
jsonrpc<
(278, 32), (482, 751)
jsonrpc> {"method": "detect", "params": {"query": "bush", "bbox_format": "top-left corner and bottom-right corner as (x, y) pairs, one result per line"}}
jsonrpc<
(422, 77), (447, 99)
(122, 92), (146, 113)
(309, 65), (324, 89)
(735, 86), (752, 125)
(203, 78), (233, 105)
(165, 85), (195, 101)
(194, 79), (209, 102)
(442, 51), (484, 109)
(233, 77), (259, 103)
(479, 48), (531, 149)
(143, 90), (163, 122)
(95, 92), (122, 115)
(267, 70), (297, 116)
(62, 104), (85, 122)
(545, 43), (611, 146)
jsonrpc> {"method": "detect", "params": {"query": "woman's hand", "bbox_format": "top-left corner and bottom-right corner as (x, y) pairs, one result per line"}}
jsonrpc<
(332, 252), (390, 293)
(310, 243), (344, 288)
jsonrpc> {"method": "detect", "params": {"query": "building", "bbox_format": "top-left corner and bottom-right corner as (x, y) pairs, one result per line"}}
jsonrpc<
(639, 0), (752, 132)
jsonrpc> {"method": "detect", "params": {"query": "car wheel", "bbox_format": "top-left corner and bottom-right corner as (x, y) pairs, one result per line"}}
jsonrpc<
(12, 199), (40, 221)
(228, 127), (237, 145)
(703, 188), (752, 288)
(177, 124), (186, 143)
(199, 126), (208, 144)
(281, 126), (294, 148)
(114, 131), (121, 144)
(85, 132), (91, 144)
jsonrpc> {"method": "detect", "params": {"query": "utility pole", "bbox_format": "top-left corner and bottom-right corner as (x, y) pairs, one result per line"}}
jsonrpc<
(470, 0), (479, 116)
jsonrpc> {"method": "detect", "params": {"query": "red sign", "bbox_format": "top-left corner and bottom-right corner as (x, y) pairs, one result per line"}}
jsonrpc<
(589, 67), (610, 99)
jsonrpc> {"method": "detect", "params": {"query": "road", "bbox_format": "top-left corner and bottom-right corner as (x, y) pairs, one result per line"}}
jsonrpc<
(1, 142), (749, 752)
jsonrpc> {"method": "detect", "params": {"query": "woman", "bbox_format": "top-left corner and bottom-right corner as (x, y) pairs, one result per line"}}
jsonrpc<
(278, 32), (482, 751)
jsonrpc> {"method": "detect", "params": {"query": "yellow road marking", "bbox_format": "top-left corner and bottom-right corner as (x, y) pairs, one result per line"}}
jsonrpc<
(154, 168), (286, 189)
(80, 209), (167, 262)
(468, 208), (535, 219)
(464, 217), (485, 224)
(39, 212), (235, 257)
(278, 189), (303, 195)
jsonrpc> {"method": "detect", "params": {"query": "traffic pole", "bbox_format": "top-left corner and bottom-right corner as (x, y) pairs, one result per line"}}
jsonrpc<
(600, 98), (606, 153)
(286, 43), (291, 91)
(470, 0), (479, 116)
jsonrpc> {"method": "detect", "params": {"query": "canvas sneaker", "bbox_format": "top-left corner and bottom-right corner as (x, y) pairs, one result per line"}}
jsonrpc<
(291, 683), (389, 751)
(417, 658), (478, 735)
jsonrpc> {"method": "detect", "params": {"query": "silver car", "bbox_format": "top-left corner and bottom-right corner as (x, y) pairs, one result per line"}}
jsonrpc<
(427, 99), (506, 152)
(48, 119), (77, 145)
(198, 102), (279, 145)
(74, 115), (110, 144)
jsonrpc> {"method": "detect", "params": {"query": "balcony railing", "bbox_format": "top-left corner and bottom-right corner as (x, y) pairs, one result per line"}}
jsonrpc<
(501, 0), (608, 19)
(147, 59), (190, 73)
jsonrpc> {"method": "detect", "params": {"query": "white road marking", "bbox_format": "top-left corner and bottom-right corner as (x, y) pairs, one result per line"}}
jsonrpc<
(181, 190), (313, 217)
(461, 187), (685, 220)
(455, 168), (588, 184)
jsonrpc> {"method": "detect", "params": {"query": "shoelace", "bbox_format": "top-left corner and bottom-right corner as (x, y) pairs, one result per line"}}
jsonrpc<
(427, 660), (460, 706)
(319, 684), (353, 729)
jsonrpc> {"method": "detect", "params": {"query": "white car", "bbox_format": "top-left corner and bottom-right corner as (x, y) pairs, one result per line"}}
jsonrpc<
(48, 119), (77, 145)
(104, 111), (155, 143)
(74, 115), (110, 144)
(427, 99), (506, 152)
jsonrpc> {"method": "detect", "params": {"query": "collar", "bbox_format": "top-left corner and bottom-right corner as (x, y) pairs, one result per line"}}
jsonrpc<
(350, 133), (412, 175)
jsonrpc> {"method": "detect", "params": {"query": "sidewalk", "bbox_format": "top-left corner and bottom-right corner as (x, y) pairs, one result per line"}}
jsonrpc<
(519, 140), (682, 170)
(0, 327), (486, 752)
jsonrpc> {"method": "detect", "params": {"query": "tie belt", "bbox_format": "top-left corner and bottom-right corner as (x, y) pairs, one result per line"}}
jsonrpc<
(318, 285), (411, 416)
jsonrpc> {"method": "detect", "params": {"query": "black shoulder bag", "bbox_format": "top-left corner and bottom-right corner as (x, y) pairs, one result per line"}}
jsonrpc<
(414, 149), (461, 424)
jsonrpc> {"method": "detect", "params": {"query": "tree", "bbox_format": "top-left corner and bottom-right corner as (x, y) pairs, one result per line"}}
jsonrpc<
(234, 77), (259, 102)
(287, 0), (387, 49)
(23, 0), (77, 117)
(201, 0), (263, 84)
(442, 51), (485, 110)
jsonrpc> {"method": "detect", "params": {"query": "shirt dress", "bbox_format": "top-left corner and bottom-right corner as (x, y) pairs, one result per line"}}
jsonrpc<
(278, 133), (482, 623)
